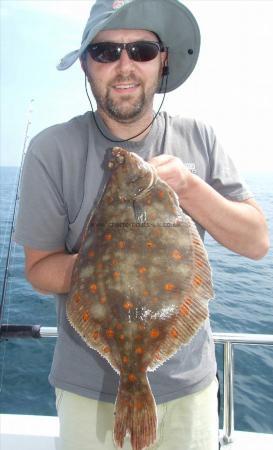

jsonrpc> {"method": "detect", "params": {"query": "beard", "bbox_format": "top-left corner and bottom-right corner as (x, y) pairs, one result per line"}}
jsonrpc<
(104, 89), (145, 122)
(88, 72), (161, 123)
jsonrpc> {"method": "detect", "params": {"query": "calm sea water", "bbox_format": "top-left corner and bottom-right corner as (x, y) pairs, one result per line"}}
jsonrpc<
(0, 166), (272, 433)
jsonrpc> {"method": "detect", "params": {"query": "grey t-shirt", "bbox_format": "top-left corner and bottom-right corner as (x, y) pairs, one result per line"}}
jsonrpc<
(14, 111), (252, 403)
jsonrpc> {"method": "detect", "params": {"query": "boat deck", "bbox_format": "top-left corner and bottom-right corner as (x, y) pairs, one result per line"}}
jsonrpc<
(1, 414), (273, 450)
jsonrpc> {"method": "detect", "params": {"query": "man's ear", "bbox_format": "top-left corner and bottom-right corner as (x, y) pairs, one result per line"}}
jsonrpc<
(161, 50), (169, 77)
(161, 52), (169, 77)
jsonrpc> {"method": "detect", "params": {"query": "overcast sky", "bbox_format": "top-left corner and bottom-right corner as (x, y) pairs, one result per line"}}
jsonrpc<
(1, 0), (273, 173)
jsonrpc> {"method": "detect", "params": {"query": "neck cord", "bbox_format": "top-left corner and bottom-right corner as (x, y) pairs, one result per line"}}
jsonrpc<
(84, 71), (168, 143)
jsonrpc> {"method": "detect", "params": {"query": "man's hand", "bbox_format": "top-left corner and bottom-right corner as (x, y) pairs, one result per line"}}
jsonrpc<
(149, 154), (191, 198)
(148, 154), (269, 260)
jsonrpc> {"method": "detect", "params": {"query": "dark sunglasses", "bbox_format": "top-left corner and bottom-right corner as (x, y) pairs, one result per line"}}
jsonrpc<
(86, 41), (166, 63)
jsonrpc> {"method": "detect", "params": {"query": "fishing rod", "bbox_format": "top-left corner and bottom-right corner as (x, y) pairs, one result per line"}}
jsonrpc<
(0, 100), (34, 341)
(0, 324), (42, 339)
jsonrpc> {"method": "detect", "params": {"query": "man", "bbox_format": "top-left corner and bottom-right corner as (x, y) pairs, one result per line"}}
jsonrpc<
(14, 1), (269, 449)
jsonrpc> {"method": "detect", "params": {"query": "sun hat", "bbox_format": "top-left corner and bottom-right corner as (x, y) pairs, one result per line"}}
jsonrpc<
(57, 0), (201, 93)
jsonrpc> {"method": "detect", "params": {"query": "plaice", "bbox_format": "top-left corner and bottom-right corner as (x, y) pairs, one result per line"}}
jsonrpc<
(66, 147), (214, 450)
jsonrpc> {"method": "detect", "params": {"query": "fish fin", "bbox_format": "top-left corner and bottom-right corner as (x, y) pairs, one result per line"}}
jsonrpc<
(66, 301), (121, 373)
(114, 374), (157, 450)
(149, 215), (214, 370)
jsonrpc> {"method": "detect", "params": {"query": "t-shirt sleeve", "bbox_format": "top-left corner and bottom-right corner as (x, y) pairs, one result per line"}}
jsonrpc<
(207, 126), (253, 201)
(14, 137), (69, 251)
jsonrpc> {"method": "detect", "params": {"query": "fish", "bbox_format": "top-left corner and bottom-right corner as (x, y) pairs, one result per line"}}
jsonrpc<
(66, 147), (214, 450)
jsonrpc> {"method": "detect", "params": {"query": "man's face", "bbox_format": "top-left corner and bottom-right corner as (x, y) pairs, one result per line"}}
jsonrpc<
(83, 29), (166, 123)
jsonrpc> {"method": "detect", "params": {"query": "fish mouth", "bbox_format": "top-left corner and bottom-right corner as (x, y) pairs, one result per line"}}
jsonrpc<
(108, 148), (126, 169)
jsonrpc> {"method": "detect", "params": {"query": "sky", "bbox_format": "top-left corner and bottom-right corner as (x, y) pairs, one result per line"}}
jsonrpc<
(1, 0), (273, 173)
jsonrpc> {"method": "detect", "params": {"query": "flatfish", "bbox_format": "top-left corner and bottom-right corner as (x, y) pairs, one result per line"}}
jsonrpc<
(66, 147), (213, 450)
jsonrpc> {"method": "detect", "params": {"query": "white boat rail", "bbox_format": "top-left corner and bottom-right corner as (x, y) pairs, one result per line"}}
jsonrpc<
(40, 328), (273, 445)
(213, 332), (273, 444)
(1, 326), (273, 446)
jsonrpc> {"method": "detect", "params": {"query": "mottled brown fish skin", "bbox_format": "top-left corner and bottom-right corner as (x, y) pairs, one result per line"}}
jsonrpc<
(66, 147), (213, 450)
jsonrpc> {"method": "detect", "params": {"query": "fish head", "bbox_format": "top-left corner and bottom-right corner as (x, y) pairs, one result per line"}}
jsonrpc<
(108, 147), (156, 200)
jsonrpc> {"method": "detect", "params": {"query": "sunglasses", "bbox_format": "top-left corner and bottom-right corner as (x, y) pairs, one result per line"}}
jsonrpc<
(86, 41), (166, 63)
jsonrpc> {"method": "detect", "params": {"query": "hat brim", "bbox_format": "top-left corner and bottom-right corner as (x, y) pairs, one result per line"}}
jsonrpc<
(57, 0), (200, 93)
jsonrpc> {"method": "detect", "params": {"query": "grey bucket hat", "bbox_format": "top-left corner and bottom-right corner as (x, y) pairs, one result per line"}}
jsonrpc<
(57, 0), (200, 93)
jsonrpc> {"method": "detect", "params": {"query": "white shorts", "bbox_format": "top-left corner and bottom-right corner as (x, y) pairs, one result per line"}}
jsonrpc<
(55, 378), (219, 450)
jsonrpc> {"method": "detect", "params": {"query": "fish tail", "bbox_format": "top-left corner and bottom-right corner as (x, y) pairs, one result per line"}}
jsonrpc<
(113, 373), (157, 450)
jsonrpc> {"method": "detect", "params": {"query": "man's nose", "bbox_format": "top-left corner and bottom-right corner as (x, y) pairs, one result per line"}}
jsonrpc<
(116, 48), (133, 72)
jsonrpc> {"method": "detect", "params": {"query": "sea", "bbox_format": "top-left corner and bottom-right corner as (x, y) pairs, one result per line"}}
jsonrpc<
(0, 166), (272, 434)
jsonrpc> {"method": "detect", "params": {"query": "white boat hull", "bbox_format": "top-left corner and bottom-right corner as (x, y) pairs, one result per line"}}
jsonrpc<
(1, 414), (273, 450)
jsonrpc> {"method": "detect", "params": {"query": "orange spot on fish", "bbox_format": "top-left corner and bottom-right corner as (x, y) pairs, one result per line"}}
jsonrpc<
(104, 233), (112, 241)
(88, 249), (95, 257)
(158, 190), (164, 199)
(119, 334), (125, 341)
(106, 328), (114, 338)
(138, 266), (147, 274)
(123, 301), (133, 310)
(118, 241), (126, 249)
(172, 249), (183, 260)
(89, 283), (97, 293)
(196, 260), (204, 268)
(103, 346), (110, 353)
(122, 356), (129, 364)
(146, 241), (155, 249)
(193, 275), (203, 287)
(150, 329), (160, 338)
(135, 400), (143, 410)
(135, 346), (144, 355)
(73, 293), (81, 303)
(143, 290), (149, 297)
(113, 271), (120, 279)
(111, 258), (118, 266)
(92, 330), (100, 340)
(128, 373), (137, 383)
(82, 311), (89, 322)
(171, 328), (178, 338)
(180, 304), (190, 317)
(164, 283), (176, 291)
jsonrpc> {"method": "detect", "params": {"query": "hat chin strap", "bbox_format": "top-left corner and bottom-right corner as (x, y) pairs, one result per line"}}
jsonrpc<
(84, 66), (169, 143)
